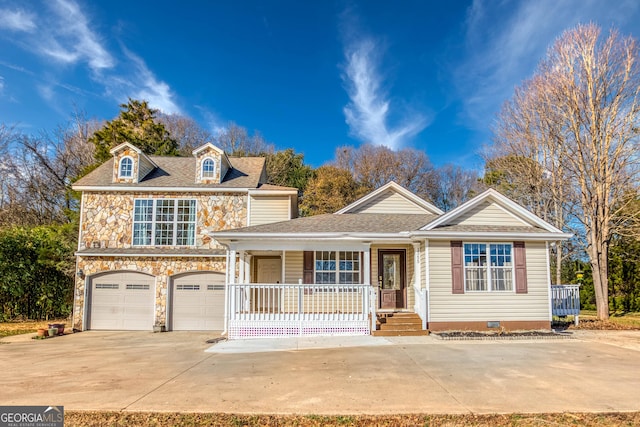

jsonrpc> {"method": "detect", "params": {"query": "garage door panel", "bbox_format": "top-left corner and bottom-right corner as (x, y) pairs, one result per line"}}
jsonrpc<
(172, 272), (225, 331)
(90, 272), (154, 331)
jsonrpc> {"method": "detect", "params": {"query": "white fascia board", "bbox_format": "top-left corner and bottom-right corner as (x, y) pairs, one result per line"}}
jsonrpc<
(335, 181), (444, 215)
(109, 142), (141, 155)
(72, 185), (253, 193)
(213, 232), (413, 241)
(192, 142), (225, 156)
(247, 189), (298, 196)
(422, 188), (563, 233)
(411, 231), (573, 241)
(75, 252), (226, 257)
(227, 240), (373, 252)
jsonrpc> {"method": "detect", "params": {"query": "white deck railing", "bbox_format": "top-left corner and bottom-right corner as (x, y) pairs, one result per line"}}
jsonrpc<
(551, 284), (580, 322)
(226, 283), (374, 339)
(413, 285), (428, 330)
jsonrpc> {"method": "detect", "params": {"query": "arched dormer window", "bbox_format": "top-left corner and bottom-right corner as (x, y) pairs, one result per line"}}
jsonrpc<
(202, 158), (215, 179)
(119, 156), (133, 178)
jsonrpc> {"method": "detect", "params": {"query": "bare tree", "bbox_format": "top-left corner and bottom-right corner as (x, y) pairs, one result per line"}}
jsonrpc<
(334, 144), (437, 202)
(157, 113), (214, 155)
(430, 164), (481, 211)
(491, 24), (640, 319)
(0, 112), (99, 226)
(214, 122), (274, 156)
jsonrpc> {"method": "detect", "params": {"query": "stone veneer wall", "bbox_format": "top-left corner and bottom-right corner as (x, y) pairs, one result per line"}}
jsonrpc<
(80, 192), (247, 250)
(194, 148), (222, 184)
(73, 256), (227, 331)
(112, 148), (139, 184)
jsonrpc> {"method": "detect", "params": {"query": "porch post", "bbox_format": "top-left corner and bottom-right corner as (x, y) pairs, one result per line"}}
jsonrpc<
(245, 254), (252, 284)
(238, 250), (245, 284)
(363, 248), (371, 286)
(413, 242), (420, 289)
(229, 249), (237, 284)
(363, 245), (375, 332)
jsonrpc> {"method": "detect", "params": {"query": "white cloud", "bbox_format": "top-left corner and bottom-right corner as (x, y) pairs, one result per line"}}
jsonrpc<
(341, 37), (428, 150)
(0, 0), (182, 115)
(0, 8), (36, 32)
(110, 49), (181, 115)
(40, 0), (114, 72)
(454, 0), (640, 130)
(0, 76), (4, 93)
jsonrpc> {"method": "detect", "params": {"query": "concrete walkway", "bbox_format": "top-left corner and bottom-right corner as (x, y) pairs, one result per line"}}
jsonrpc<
(1, 330), (640, 414)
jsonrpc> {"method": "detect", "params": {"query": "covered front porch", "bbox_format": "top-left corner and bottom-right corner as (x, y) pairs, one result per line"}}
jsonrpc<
(222, 242), (428, 339)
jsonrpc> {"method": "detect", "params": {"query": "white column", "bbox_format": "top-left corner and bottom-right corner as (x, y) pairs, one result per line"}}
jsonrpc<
(413, 242), (421, 289)
(245, 255), (252, 284)
(363, 247), (371, 285)
(238, 251), (245, 284)
(229, 249), (237, 284)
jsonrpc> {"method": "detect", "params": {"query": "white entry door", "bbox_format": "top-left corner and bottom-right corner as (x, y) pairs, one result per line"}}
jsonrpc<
(171, 271), (225, 331)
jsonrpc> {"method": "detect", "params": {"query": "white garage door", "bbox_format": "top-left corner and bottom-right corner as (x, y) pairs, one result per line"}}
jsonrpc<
(90, 271), (155, 330)
(171, 272), (225, 331)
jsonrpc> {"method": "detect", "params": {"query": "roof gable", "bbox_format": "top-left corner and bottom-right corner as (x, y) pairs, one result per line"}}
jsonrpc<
(335, 182), (443, 215)
(421, 188), (563, 233)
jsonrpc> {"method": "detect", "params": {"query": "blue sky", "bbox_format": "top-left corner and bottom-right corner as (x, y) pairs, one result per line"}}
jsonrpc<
(1, 1), (640, 169)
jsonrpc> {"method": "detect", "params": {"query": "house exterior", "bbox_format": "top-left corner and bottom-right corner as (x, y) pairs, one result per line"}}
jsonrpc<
(212, 182), (571, 338)
(71, 142), (298, 332)
(72, 146), (570, 337)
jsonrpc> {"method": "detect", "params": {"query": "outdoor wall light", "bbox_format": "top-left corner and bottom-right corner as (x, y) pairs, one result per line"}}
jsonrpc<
(76, 269), (85, 278)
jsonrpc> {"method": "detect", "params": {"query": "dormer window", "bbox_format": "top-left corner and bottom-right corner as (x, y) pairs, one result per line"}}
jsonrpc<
(202, 158), (215, 179)
(119, 156), (133, 178)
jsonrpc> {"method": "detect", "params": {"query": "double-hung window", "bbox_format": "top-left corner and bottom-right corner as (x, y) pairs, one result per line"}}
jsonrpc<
(314, 251), (360, 284)
(133, 199), (196, 246)
(464, 243), (513, 291)
(119, 156), (133, 178)
(202, 158), (215, 178)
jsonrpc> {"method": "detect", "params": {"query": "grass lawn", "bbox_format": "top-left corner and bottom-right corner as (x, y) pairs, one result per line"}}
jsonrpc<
(65, 411), (640, 426)
(0, 318), (69, 338)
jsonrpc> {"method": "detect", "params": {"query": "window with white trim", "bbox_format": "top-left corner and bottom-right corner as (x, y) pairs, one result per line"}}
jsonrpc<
(314, 251), (360, 284)
(133, 199), (196, 246)
(464, 243), (513, 291)
(202, 158), (215, 178)
(119, 156), (133, 178)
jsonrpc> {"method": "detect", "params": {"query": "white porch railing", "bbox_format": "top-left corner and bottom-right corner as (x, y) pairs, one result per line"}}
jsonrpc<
(227, 283), (375, 339)
(551, 284), (580, 324)
(413, 285), (428, 330)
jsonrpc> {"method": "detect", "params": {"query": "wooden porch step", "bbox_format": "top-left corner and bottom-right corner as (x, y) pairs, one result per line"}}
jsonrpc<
(372, 329), (430, 337)
(374, 312), (428, 336)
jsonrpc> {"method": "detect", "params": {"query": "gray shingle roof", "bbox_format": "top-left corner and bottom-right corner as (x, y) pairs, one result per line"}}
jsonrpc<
(215, 213), (438, 235)
(74, 156), (268, 189)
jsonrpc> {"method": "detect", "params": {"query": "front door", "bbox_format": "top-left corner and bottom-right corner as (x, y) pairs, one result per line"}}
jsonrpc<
(252, 257), (282, 312)
(254, 257), (282, 283)
(378, 250), (406, 309)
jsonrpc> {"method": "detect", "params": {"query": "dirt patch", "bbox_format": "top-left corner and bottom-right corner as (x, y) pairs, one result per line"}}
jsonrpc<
(555, 317), (640, 331)
(0, 318), (69, 339)
(65, 411), (640, 426)
(435, 330), (570, 340)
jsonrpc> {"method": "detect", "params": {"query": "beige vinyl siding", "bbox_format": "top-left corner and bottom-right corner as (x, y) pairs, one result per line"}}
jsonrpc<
(249, 195), (290, 226)
(456, 201), (530, 227)
(352, 190), (429, 214)
(284, 251), (303, 284)
(428, 240), (550, 322)
(371, 244), (415, 309)
(138, 156), (156, 181)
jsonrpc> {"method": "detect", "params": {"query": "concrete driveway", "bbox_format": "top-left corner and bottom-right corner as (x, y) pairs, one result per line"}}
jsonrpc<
(1, 330), (640, 414)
